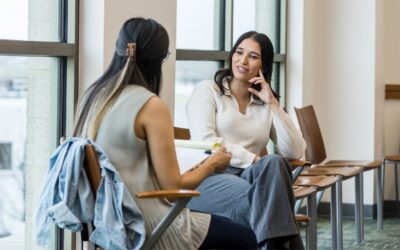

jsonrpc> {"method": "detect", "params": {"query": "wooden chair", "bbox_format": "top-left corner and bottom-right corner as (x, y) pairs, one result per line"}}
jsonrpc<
(294, 105), (385, 238)
(83, 144), (200, 250)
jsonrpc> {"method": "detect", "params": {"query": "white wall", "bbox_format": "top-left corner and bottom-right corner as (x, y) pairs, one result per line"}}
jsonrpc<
(383, 0), (400, 201)
(79, 0), (177, 112)
(287, 0), (386, 204)
(78, 0), (104, 98)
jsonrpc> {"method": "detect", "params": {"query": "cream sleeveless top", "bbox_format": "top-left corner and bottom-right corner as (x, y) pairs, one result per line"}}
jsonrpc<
(95, 85), (210, 249)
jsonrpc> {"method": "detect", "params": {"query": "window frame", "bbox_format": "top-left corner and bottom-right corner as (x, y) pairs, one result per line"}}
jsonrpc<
(0, 143), (12, 170)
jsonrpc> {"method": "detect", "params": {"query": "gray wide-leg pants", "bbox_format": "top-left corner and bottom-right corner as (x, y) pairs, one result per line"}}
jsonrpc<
(188, 154), (300, 245)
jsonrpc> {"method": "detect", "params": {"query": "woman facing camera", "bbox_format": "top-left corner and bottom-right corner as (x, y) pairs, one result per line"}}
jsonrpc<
(186, 31), (306, 249)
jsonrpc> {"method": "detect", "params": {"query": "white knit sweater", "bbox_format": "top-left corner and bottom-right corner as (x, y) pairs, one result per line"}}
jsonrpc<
(186, 80), (306, 169)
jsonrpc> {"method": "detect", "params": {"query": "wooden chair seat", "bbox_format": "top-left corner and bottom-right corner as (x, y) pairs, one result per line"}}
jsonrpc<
(294, 175), (339, 189)
(301, 166), (363, 179)
(385, 154), (400, 161)
(323, 160), (383, 171)
(293, 186), (318, 199)
(290, 159), (312, 170)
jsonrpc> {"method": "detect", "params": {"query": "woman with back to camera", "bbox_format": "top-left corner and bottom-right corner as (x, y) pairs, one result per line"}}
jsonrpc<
(185, 31), (306, 249)
(73, 18), (257, 249)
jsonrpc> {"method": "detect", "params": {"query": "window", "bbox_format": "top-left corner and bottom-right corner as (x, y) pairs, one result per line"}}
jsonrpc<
(0, 0), (78, 249)
(176, 0), (223, 50)
(175, 0), (287, 127)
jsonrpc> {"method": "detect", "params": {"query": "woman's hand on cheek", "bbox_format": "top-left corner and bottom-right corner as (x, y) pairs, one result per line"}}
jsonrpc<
(248, 69), (279, 108)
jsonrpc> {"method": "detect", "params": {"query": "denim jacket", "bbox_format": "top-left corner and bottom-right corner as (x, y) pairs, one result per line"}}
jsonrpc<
(34, 138), (146, 250)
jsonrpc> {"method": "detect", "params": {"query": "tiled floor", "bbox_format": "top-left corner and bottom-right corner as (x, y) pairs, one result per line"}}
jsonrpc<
(300, 217), (400, 249)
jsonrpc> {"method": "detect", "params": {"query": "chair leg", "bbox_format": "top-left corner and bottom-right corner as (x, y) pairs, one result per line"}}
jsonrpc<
(382, 161), (385, 195)
(377, 166), (384, 230)
(307, 193), (317, 250)
(395, 162), (400, 218)
(295, 199), (303, 214)
(336, 179), (343, 250)
(316, 190), (324, 206)
(141, 197), (191, 250)
(330, 185), (337, 250)
(306, 219), (312, 250)
(360, 172), (364, 240)
(355, 173), (363, 243)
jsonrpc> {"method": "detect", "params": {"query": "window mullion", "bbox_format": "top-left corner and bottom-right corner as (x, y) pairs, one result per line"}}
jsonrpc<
(224, 0), (233, 52)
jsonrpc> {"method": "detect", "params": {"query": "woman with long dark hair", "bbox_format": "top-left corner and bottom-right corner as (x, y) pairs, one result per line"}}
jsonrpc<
(74, 18), (257, 249)
(186, 31), (306, 249)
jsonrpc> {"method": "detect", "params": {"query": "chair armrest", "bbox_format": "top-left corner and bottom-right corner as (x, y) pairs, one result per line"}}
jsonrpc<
(290, 160), (312, 182)
(290, 159), (312, 168)
(136, 189), (200, 199)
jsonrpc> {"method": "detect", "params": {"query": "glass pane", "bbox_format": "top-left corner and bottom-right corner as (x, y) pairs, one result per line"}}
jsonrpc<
(175, 61), (220, 127)
(233, 0), (280, 52)
(177, 0), (223, 50)
(0, 56), (58, 249)
(0, 0), (59, 41)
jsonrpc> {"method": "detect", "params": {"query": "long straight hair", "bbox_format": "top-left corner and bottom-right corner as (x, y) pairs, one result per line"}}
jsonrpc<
(214, 31), (279, 98)
(73, 18), (169, 139)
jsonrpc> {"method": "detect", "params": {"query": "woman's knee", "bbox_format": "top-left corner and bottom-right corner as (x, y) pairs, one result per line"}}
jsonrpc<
(260, 155), (289, 170)
(261, 154), (285, 165)
(255, 155), (293, 180)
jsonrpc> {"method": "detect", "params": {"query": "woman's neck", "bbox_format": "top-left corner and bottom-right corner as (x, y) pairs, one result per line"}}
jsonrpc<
(229, 78), (251, 101)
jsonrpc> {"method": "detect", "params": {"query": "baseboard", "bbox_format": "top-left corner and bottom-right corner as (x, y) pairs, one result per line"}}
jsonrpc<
(383, 200), (400, 217)
(298, 200), (400, 219)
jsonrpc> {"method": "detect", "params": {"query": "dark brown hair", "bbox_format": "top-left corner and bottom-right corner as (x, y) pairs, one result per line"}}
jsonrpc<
(73, 18), (169, 138)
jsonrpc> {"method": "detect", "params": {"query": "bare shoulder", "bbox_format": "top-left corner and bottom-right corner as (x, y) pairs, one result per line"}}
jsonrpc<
(138, 96), (171, 125)
(135, 96), (171, 139)
(141, 96), (170, 115)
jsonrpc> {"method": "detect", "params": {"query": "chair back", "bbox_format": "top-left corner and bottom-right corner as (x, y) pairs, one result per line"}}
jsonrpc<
(174, 127), (191, 140)
(84, 144), (102, 198)
(294, 105), (327, 164)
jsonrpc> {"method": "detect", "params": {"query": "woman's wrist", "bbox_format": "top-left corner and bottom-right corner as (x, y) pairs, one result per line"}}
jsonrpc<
(269, 99), (280, 112)
(199, 161), (215, 175)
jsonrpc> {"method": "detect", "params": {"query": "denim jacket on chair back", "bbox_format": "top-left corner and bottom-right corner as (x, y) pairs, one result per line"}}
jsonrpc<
(34, 137), (146, 250)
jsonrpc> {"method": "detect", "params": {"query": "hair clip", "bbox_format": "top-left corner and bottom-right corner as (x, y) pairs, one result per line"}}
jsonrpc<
(126, 43), (137, 59)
